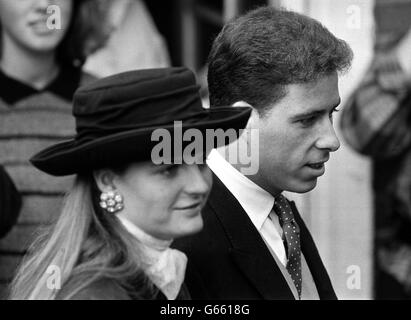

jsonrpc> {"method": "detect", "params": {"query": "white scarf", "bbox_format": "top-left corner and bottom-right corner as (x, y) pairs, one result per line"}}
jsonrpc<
(116, 213), (187, 300)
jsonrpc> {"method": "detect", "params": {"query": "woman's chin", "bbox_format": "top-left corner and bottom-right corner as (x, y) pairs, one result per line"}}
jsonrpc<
(23, 35), (64, 54)
(175, 218), (204, 239)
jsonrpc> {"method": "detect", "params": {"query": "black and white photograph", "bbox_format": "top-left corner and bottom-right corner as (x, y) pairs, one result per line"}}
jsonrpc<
(0, 0), (410, 307)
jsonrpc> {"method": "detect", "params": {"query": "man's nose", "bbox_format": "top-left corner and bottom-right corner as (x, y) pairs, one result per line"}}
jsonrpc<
(315, 121), (340, 152)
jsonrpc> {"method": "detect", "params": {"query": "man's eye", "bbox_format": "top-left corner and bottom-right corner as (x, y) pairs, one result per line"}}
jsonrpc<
(332, 107), (341, 115)
(298, 117), (316, 126)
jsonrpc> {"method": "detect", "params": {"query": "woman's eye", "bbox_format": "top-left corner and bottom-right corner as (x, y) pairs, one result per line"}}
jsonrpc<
(161, 165), (179, 176)
(198, 163), (209, 171)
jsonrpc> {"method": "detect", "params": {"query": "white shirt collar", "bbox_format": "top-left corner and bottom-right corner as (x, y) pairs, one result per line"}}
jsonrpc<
(116, 213), (187, 300)
(207, 149), (275, 230)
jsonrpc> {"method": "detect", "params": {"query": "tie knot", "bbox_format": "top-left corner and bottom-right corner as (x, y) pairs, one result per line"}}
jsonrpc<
(273, 194), (295, 226)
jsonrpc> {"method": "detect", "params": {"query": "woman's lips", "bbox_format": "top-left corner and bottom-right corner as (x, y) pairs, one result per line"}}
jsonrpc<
(175, 202), (202, 210)
(29, 20), (54, 35)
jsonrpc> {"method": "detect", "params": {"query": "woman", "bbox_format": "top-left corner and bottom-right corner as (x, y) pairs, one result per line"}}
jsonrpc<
(9, 67), (251, 299)
(0, 0), (110, 292)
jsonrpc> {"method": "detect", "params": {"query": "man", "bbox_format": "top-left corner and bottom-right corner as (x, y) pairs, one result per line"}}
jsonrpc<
(341, 1), (411, 299)
(174, 7), (352, 299)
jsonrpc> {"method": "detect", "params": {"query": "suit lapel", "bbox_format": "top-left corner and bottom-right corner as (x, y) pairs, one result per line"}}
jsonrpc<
(208, 174), (295, 299)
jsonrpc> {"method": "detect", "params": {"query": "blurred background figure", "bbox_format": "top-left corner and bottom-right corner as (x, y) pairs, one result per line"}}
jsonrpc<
(0, 0), (110, 298)
(341, 0), (411, 299)
(84, 0), (171, 77)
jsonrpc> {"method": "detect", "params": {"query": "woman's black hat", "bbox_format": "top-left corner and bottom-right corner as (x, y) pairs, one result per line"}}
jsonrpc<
(30, 67), (251, 176)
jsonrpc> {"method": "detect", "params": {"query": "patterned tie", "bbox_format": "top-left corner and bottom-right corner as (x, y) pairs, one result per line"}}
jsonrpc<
(273, 194), (302, 298)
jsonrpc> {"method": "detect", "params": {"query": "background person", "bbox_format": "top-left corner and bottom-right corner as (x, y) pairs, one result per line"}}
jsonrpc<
(0, 0), (110, 297)
(340, 0), (411, 299)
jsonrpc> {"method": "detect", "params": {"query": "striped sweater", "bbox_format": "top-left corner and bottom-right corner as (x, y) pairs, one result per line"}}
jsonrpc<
(0, 66), (96, 298)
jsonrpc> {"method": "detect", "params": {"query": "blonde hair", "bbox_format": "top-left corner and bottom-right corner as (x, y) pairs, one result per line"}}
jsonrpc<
(9, 175), (154, 300)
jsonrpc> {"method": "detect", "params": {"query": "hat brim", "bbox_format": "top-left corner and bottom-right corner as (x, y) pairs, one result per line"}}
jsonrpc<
(30, 107), (252, 176)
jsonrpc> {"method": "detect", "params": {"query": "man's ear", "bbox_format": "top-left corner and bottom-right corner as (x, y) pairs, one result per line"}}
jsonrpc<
(232, 101), (259, 129)
(93, 169), (116, 193)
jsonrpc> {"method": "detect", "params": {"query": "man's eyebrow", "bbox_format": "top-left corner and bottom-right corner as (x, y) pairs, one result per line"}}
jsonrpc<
(291, 99), (341, 120)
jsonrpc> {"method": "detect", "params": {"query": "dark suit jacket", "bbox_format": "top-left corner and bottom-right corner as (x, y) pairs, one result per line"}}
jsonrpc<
(174, 174), (337, 300)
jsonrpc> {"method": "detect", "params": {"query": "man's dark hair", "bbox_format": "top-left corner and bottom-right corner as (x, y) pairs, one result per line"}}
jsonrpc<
(207, 6), (353, 114)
